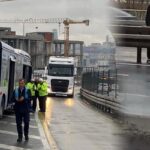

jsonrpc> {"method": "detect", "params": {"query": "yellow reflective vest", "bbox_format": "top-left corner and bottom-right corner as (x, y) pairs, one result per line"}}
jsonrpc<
(37, 81), (48, 97)
(26, 82), (36, 96)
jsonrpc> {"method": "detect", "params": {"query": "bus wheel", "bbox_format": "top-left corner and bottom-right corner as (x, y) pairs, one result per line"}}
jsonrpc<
(0, 97), (5, 118)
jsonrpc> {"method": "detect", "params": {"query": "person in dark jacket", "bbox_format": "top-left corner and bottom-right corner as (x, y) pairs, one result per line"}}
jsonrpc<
(146, 5), (150, 62)
(12, 79), (31, 142)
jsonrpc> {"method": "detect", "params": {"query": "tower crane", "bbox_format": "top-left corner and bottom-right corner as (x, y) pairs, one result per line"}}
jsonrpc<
(63, 18), (89, 57)
(0, 17), (89, 57)
(0, 18), (67, 35)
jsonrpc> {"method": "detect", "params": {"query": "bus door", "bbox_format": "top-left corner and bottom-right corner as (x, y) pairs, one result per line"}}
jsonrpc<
(23, 65), (32, 82)
(29, 66), (32, 81)
(8, 58), (15, 103)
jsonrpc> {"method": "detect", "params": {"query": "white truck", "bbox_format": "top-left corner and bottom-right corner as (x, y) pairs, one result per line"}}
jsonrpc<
(46, 56), (75, 97)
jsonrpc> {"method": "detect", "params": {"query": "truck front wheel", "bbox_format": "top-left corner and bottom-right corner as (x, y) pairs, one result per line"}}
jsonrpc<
(68, 93), (74, 98)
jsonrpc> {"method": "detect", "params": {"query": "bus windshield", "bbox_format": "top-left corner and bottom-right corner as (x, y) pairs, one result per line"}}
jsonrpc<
(48, 64), (74, 77)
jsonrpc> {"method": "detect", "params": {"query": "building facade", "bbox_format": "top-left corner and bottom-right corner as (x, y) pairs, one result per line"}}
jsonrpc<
(0, 27), (84, 70)
(26, 32), (53, 69)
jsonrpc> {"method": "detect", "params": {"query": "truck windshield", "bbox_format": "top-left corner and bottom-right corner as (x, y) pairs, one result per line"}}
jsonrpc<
(48, 64), (74, 77)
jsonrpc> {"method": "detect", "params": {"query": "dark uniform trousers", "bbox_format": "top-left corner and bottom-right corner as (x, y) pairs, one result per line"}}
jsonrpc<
(39, 96), (46, 112)
(31, 96), (37, 111)
(15, 112), (29, 138)
(32, 88), (39, 112)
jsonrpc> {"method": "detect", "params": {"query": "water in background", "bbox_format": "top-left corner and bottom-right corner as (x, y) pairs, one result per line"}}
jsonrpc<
(116, 47), (147, 63)
(116, 47), (150, 117)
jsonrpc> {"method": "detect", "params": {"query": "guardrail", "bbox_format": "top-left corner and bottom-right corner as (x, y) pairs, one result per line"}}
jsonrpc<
(80, 88), (123, 114)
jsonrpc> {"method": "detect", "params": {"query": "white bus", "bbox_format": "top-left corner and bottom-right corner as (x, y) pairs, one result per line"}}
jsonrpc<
(46, 56), (75, 97)
(0, 41), (32, 117)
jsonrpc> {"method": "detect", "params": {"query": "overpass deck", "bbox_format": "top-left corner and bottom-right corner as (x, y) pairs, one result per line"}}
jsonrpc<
(110, 25), (150, 63)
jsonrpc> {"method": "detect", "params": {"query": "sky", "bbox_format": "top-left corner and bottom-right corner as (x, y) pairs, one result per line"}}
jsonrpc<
(0, 0), (112, 45)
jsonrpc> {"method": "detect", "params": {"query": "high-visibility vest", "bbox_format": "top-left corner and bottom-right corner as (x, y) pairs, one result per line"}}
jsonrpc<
(37, 82), (48, 96)
(26, 82), (36, 96)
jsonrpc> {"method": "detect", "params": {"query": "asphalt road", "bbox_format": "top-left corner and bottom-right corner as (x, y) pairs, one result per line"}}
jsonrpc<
(43, 86), (150, 150)
(44, 88), (126, 150)
(1, 85), (150, 150)
(117, 62), (150, 142)
(117, 63), (150, 116)
(0, 111), (50, 150)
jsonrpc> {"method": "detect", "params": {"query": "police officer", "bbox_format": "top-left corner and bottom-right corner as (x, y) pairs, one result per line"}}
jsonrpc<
(34, 78), (39, 106)
(26, 79), (37, 112)
(37, 78), (48, 112)
(12, 79), (31, 142)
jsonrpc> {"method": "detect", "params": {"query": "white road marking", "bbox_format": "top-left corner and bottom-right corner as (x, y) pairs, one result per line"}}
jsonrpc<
(0, 130), (40, 140)
(11, 123), (38, 129)
(4, 115), (36, 121)
(0, 143), (32, 150)
(119, 92), (150, 98)
(0, 121), (38, 129)
(118, 73), (129, 77)
(117, 62), (150, 67)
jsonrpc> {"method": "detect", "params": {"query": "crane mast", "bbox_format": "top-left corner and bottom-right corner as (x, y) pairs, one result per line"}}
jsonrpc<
(63, 19), (89, 57)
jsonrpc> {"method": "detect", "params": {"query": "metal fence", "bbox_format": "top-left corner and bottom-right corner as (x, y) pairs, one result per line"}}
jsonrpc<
(81, 67), (118, 99)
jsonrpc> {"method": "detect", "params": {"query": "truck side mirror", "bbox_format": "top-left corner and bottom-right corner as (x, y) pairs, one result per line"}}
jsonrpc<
(43, 76), (47, 80)
(44, 66), (48, 75)
(74, 67), (77, 76)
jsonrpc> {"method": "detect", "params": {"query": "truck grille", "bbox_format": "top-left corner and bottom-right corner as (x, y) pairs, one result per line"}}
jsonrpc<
(51, 79), (69, 92)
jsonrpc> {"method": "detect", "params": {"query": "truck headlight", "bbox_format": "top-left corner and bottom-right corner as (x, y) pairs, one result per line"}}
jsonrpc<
(68, 87), (73, 93)
(47, 87), (51, 93)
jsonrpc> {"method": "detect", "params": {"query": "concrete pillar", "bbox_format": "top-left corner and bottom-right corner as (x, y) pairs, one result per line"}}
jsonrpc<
(77, 43), (83, 81)
(147, 48), (150, 60)
(80, 43), (83, 67)
(27, 40), (31, 54)
(60, 43), (62, 55)
(16, 39), (19, 48)
(137, 47), (142, 64)
(35, 40), (38, 69)
(55, 43), (58, 56)
(73, 44), (75, 57)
